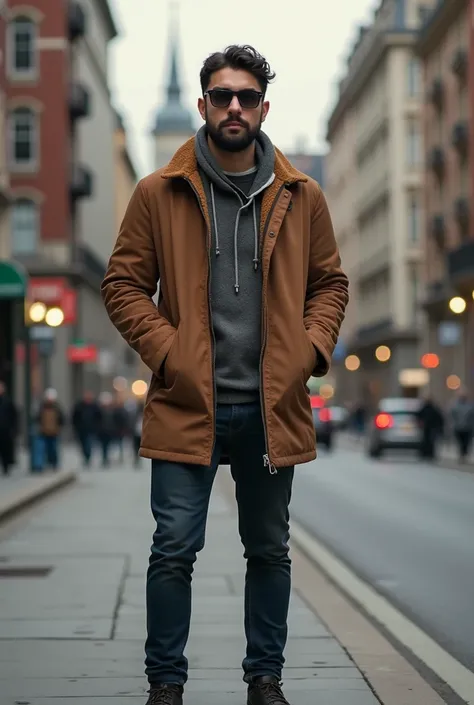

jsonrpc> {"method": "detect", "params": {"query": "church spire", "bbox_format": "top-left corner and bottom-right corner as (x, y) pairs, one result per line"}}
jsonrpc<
(166, 2), (181, 103)
(153, 1), (194, 137)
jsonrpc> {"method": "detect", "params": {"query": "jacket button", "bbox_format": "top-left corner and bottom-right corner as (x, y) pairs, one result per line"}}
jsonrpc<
(284, 192), (289, 197)
(269, 231), (275, 237)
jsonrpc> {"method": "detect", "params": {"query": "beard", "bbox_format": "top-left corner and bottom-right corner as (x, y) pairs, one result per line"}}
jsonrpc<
(206, 110), (262, 152)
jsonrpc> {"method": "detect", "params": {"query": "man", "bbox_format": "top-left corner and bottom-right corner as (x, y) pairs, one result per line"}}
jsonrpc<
(102, 45), (348, 705)
(0, 381), (18, 475)
(450, 390), (474, 462)
(72, 391), (101, 467)
(35, 388), (65, 470)
(417, 396), (444, 460)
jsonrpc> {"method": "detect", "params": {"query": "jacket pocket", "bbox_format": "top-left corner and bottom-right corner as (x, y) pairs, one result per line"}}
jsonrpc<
(302, 327), (316, 382)
(163, 327), (180, 391)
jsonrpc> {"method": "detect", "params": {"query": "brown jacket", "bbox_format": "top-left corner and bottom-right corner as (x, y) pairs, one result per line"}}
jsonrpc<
(102, 137), (349, 467)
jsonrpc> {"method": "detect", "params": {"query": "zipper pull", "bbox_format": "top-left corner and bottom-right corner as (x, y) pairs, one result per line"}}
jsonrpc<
(263, 453), (278, 475)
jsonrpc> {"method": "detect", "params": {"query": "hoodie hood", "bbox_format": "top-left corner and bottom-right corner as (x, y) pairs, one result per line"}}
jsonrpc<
(195, 126), (275, 293)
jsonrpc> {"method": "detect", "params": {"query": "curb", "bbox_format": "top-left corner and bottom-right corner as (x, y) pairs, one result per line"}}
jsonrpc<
(0, 470), (77, 523)
(291, 519), (473, 705)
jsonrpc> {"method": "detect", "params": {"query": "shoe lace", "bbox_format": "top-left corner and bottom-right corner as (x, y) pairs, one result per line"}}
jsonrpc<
(258, 681), (289, 705)
(148, 684), (181, 705)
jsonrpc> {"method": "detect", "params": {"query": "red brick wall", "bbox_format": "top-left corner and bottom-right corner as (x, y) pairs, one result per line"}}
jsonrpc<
(6, 0), (71, 242)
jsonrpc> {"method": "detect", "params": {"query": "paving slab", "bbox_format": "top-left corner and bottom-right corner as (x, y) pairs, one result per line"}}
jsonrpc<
(4, 695), (380, 705)
(0, 465), (380, 704)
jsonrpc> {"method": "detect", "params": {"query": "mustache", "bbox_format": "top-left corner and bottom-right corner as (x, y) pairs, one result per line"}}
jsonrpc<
(219, 118), (249, 129)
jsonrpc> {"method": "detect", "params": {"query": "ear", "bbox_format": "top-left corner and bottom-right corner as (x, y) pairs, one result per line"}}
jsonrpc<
(261, 100), (270, 123)
(197, 97), (206, 121)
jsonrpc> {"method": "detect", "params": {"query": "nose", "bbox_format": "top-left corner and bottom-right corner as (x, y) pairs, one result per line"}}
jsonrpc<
(228, 96), (242, 113)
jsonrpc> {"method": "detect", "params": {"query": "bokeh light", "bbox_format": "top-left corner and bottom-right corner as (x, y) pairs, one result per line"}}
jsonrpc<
(345, 354), (360, 371)
(132, 379), (148, 397)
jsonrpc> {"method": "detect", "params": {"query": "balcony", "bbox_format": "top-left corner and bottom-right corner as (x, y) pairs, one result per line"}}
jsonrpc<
(428, 78), (444, 111)
(447, 239), (474, 284)
(69, 83), (90, 120)
(452, 121), (468, 157)
(70, 165), (93, 200)
(451, 48), (467, 81)
(431, 214), (445, 249)
(428, 146), (445, 178)
(454, 197), (469, 234)
(68, 2), (86, 41)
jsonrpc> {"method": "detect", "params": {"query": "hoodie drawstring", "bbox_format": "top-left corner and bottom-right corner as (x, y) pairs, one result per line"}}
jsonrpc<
(210, 182), (260, 295)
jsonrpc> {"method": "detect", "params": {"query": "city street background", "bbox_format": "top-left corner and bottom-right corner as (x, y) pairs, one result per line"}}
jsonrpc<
(1, 1), (474, 704)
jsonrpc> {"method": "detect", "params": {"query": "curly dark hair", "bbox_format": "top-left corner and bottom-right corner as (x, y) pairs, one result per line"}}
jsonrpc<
(200, 45), (276, 95)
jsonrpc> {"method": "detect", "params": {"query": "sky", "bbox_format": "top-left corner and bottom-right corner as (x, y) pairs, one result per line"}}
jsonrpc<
(108, 0), (377, 178)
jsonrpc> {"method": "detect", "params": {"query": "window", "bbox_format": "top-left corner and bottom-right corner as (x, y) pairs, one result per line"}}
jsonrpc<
(406, 118), (422, 167)
(9, 16), (36, 74)
(11, 199), (39, 254)
(407, 58), (421, 97)
(408, 265), (420, 323)
(408, 193), (420, 243)
(9, 107), (37, 167)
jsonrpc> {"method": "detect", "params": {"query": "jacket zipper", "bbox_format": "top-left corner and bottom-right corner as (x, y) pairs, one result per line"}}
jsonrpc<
(260, 183), (286, 474)
(185, 178), (217, 464)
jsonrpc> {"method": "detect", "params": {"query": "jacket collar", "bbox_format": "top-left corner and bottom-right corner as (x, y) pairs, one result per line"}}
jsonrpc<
(161, 135), (308, 185)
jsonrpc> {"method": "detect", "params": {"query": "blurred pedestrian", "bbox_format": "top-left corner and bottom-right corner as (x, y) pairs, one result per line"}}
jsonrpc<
(97, 392), (116, 468)
(450, 391), (474, 462)
(417, 396), (444, 460)
(102, 45), (348, 705)
(112, 397), (130, 463)
(72, 391), (101, 467)
(0, 381), (18, 475)
(132, 399), (145, 468)
(35, 388), (65, 470)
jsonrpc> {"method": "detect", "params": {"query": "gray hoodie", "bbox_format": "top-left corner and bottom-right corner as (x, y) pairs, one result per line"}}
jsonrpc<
(195, 126), (275, 404)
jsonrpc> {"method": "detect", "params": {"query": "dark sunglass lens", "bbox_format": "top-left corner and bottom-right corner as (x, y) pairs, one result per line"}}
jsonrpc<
(238, 90), (260, 108)
(211, 90), (233, 107)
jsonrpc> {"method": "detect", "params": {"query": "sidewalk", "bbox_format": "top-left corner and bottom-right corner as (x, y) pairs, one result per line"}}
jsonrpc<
(0, 445), (78, 522)
(0, 463), (383, 705)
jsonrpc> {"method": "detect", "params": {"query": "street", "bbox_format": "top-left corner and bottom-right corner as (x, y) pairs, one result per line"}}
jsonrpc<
(291, 443), (474, 672)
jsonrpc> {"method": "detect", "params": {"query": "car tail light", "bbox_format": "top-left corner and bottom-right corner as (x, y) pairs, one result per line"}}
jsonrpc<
(319, 408), (332, 423)
(375, 413), (393, 429)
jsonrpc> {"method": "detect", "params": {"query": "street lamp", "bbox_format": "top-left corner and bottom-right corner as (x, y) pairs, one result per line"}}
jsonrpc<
(45, 307), (64, 327)
(449, 296), (466, 314)
(29, 302), (47, 323)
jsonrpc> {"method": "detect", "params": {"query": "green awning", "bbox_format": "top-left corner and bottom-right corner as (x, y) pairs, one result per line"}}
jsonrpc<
(0, 260), (27, 299)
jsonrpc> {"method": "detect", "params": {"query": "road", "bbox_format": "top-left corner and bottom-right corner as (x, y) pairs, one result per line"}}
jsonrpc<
(291, 442), (474, 672)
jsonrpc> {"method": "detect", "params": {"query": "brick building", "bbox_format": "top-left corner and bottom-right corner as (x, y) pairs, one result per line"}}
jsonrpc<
(1, 0), (136, 412)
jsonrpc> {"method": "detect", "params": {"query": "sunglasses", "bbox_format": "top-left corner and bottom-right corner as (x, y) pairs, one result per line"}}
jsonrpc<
(204, 88), (263, 110)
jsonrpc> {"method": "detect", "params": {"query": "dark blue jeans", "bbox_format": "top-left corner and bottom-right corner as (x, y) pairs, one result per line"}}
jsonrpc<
(145, 402), (294, 685)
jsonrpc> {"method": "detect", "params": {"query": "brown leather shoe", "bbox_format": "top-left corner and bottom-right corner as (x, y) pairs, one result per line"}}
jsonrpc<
(146, 683), (183, 705)
(247, 675), (290, 705)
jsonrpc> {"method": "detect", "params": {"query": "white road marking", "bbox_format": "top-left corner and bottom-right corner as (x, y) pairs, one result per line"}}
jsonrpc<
(291, 520), (474, 705)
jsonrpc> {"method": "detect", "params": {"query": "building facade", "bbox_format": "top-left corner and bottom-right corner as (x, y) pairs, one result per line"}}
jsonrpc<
(326, 0), (437, 405)
(0, 0), (15, 393)
(416, 0), (474, 402)
(1, 0), (135, 412)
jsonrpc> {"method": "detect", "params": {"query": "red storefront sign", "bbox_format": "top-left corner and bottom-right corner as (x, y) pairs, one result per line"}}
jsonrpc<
(28, 277), (66, 304)
(67, 344), (97, 363)
(28, 277), (77, 325)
